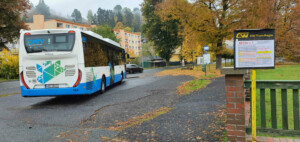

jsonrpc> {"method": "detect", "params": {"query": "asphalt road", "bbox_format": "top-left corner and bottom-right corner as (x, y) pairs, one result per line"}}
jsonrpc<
(0, 67), (225, 142)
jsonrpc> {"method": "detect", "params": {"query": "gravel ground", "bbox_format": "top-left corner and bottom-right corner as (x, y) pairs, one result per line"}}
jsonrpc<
(117, 77), (226, 142)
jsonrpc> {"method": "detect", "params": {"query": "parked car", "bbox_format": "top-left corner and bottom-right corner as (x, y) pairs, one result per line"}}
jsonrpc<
(126, 64), (143, 73)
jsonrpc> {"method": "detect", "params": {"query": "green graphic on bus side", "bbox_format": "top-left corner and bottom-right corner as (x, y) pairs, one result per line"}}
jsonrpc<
(91, 67), (97, 84)
(37, 60), (66, 84)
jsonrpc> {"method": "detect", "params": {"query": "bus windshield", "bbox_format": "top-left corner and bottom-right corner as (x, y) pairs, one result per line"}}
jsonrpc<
(24, 33), (75, 53)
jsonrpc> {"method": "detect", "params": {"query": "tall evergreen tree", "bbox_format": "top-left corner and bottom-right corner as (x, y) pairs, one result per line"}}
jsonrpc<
(87, 10), (93, 24)
(113, 5), (122, 13)
(123, 7), (134, 27)
(71, 9), (82, 23)
(96, 8), (106, 25)
(32, 0), (50, 19)
(133, 7), (142, 32)
(113, 5), (123, 22)
(107, 10), (116, 27)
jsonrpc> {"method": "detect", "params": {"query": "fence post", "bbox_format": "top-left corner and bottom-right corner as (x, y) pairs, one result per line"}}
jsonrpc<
(221, 67), (247, 142)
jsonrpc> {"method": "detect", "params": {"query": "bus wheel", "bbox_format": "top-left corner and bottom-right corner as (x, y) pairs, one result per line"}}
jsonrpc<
(101, 77), (106, 93)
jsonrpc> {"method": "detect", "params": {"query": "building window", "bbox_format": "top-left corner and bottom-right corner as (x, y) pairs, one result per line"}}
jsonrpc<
(125, 39), (128, 42)
(80, 27), (84, 30)
(57, 23), (63, 28)
(125, 33), (127, 36)
(129, 34), (130, 37)
(129, 46), (131, 49)
(73, 26), (77, 28)
(66, 25), (70, 28)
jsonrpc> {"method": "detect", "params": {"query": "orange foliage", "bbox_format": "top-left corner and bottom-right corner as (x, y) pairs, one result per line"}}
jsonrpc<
(240, 0), (300, 61)
(156, 0), (300, 62)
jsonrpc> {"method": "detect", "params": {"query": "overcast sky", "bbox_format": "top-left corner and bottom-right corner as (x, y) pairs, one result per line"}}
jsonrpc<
(30, 0), (144, 19)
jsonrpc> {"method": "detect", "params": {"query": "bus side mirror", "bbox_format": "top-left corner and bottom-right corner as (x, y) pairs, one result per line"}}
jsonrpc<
(127, 54), (130, 58)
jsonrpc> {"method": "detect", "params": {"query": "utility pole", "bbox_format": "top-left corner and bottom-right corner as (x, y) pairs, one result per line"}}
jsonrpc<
(141, 46), (144, 68)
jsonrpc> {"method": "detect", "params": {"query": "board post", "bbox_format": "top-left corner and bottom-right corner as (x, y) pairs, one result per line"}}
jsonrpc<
(251, 69), (256, 142)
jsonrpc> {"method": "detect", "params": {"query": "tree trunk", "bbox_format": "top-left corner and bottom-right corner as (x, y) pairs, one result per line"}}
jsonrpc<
(216, 36), (224, 69)
(216, 54), (222, 69)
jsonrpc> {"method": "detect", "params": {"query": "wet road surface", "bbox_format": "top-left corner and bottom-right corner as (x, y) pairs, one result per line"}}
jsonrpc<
(0, 67), (225, 142)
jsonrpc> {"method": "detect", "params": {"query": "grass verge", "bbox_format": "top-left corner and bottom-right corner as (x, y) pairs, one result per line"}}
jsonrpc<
(106, 107), (173, 131)
(177, 79), (211, 95)
(156, 67), (223, 95)
(256, 64), (300, 80)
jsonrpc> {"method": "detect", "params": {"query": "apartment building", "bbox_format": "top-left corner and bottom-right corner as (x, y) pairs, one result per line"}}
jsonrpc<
(26, 15), (95, 31)
(114, 30), (142, 57)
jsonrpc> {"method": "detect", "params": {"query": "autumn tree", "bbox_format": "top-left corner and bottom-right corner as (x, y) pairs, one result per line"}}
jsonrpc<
(240, 0), (300, 62)
(142, 0), (182, 64)
(157, 0), (300, 65)
(0, 0), (31, 49)
(114, 22), (124, 30)
(156, 0), (244, 69)
(0, 49), (19, 79)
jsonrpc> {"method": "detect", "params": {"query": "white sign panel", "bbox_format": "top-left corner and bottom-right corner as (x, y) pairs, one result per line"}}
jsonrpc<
(234, 29), (275, 69)
(203, 54), (210, 64)
(197, 57), (203, 65)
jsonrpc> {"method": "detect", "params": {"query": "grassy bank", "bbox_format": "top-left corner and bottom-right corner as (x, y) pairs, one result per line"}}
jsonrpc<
(177, 79), (211, 95)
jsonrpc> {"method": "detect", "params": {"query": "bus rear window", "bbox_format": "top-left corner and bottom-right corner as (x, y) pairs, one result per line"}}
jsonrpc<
(24, 33), (75, 53)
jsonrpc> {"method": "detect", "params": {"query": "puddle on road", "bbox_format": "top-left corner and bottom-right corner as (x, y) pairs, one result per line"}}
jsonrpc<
(0, 92), (20, 98)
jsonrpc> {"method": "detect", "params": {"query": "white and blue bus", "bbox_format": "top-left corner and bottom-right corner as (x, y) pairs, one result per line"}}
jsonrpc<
(19, 29), (126, 97)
